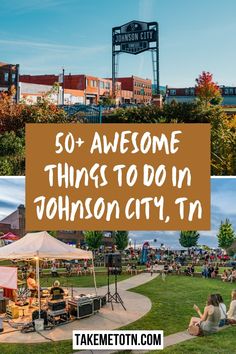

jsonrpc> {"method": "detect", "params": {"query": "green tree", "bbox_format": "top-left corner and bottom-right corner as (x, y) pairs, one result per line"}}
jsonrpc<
(114, 231), (129, 251)
(217, 219), (236, 250)
(48, 231), (57, 237)
(179, 231), (200, 249)
(84, 231), (103, 250)
(0, 130), (25, 175)
(98, 95), (116, 107)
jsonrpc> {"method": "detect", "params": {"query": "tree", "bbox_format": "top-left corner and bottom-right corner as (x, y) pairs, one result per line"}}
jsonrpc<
(48, 231), (57, 237)
(84, 231), (103, 250)
(98, 95), (116, 107)
(195, 71), (222, 107)
(0, 89), (72, 175)
(0, 130), (25, 175)
(217, 219), (236, 250)
(0, 88), (69, 135)
(179, 231), (200, 249)
(114, 231), (129, 251)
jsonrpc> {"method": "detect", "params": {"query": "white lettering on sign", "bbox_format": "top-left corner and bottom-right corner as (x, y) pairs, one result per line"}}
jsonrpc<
(115, 31), (155, 44)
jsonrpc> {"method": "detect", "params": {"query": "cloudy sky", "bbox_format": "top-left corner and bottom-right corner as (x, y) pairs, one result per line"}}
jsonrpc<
(0, 177), (235, 249)
(1, 0), (236, 86)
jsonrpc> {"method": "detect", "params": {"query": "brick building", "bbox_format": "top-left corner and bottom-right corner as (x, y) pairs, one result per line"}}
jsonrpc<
(20, 73), (152, 105)
(166, 86), (236, 106)
(116, 76), (152, 104)
(0, 204), (25, 237)
(0, 62), (19, 100)
(20, 74), (122, 105)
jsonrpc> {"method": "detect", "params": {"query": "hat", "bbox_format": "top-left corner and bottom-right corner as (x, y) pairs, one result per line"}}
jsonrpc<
(54, 280), (60, 287)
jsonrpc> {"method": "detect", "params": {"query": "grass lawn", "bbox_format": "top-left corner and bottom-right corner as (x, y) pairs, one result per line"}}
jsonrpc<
(122, 276), (236, 354)
(0, 340), (72, 354)
(122, 275), (235, 335)
(162, 326), (236, 353)
(40, 272), (131, 288)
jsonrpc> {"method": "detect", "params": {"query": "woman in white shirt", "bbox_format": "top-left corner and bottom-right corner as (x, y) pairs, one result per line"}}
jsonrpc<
(227, 289), (236, 324)
(216, 294), (227, 327)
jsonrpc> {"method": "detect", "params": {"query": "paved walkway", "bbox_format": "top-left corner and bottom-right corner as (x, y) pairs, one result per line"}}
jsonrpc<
(0, 273), (158, 344)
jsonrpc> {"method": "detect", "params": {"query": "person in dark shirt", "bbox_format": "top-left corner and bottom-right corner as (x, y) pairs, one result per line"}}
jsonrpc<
(50, 280), (64, 300)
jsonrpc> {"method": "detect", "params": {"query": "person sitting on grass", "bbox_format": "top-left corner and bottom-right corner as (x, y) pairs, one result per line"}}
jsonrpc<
(221, 269), (228, 282)
(201, 263), (208, 278)
(185, 264), (194, 276)
(208, 265), (214, 278)
(228, 268), (236, 283)
(163, 262), (169, 274)
(215, 294), (227, 327)
(126, 263), (131, 274)
(51, 264), (59, 277)
(188, 294), (221, 335)
(227, 289), (236, 324)
(214, 263), (219, 277)
(131, 263), (138, 275)
(76, 264), (82, 276)
(176, 262), (182, 275)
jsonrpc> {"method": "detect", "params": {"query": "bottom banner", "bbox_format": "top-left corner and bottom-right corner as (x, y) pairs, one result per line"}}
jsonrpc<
(73, 330), (164, 350)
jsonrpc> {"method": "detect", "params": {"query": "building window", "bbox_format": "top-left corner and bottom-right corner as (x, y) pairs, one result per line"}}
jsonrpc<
(4, 72), (9, 82)
(90, 80), (97, 88)
(170, 89), (176, 95)
(12, 73), (16, 82)
(229, 88), (234, 95)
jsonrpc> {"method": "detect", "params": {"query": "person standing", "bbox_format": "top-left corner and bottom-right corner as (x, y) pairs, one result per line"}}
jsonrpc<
(27, 272), (38, 307)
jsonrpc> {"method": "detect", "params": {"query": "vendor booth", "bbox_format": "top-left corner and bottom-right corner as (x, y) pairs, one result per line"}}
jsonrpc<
(0, 233), (20, 241)
(0, 231), (105, 333)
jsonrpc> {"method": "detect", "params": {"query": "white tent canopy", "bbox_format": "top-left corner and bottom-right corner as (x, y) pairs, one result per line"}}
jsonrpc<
(0, 231), (93, 260)
(0, 231), (96, 316)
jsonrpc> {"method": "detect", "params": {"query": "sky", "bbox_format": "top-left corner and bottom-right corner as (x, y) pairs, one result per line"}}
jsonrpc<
(0, 177), (235, 249)
(1, 0), (236, 86)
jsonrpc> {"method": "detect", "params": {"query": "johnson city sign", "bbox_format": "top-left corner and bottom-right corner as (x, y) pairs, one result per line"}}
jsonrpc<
(112, 20), (158, 55)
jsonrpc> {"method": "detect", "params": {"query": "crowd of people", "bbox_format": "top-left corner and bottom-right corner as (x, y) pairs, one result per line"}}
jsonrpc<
(221, 268), (236, 283)
(19, 259), (93, 279)
(189, 290), (236, 336)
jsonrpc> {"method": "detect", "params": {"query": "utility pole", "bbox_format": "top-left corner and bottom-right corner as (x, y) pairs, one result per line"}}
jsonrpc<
(15, 64), (20, 103)
(62, 68), (65, 105)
